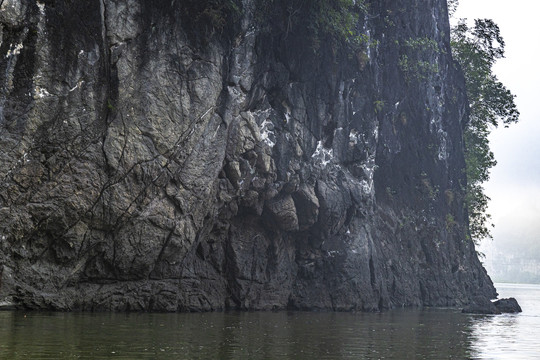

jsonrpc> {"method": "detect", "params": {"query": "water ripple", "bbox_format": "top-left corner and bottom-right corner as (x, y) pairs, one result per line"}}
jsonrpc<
(0, 283), (538, 359)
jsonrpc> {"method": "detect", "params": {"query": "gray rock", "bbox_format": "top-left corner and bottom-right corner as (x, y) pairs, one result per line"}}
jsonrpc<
(0, 0), (497, 311)
(265, 195), (299, 232)
(462, 297), (522, 315)
(292, 184), (320, 230)
(462, 296), (501, 315)
(494, 298), (522, 313)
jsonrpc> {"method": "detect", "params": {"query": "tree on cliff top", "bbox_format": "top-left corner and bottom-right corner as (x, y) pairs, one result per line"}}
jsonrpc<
(451, 18), (519, 244)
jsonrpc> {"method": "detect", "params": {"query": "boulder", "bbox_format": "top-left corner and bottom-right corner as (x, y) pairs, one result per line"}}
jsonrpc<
(462, 296), (522, 314)
(494, 298), (522, 313)
(462, 296), (500, 314)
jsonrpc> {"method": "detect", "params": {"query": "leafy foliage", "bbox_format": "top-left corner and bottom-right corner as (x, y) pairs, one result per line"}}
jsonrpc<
(257, 0), (367, 51)
(180, 0), (242, 38)
(308, 0), (368, 49)
(447, 0), (459, 17)
(184, 0), (368, 52)
(451, 18), (519, 243)
(398, 37), (440, 82)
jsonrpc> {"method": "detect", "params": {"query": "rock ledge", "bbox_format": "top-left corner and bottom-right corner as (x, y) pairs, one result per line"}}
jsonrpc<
(462, 297), (522, 315)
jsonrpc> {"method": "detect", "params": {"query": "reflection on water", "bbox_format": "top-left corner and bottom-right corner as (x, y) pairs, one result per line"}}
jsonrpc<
(0, 309), (475, 359)
(0, 283), (538, 359)
(470, 283), (540, 360)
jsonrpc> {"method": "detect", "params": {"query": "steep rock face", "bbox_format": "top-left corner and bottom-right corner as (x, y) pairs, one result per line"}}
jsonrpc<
(0, 0), (496, 311)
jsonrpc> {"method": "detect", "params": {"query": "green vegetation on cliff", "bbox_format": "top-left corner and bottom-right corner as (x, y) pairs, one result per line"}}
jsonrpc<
(181, 0), (368, 51)
(257, 0), (367, 51)
(451, 18), (519, 244)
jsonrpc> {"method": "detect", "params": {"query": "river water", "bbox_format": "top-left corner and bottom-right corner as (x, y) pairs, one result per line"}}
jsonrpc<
(0, 283), (538, 359)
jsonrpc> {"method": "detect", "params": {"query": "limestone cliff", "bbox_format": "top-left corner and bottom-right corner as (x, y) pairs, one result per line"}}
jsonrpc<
(0, 0), (496, 311)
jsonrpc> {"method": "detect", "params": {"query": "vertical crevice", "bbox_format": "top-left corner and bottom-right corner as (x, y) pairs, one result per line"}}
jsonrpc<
(369, 256), (376, 287)
(99, 0), (116, 121)
(99, 0), (119, 176)
(223, 226), (241, 310)
(99, 0), (111, 166)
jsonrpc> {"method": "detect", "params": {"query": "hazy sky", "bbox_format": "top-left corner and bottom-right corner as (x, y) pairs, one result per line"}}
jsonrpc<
(454, 1), (540, 256)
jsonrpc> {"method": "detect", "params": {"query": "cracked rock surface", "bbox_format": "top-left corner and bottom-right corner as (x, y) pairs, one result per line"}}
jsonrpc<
(0, 0), (496, 311)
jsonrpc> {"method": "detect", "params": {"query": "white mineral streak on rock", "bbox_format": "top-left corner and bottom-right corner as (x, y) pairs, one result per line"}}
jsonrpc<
(69, 80), (84, 92)
(37, 1), (45, 15)
(284, 111), (291, 124)
(437, 129), (448, 161)
(283, 102), (292, 124)
(429, 91), (448, 162)
(35, 86), (52, 98)
(260, 119), (275, 148)
(5, 43), (23, 58)
(359, 156), (376, 194)
(312, 140), (333, 167)
(366, 28), (372, 60)
(349, 129), (360, 145)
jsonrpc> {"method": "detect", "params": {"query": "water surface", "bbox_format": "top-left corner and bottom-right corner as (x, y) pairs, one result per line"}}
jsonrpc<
(470, 283), (540, 359)
(1, 283), (539, 359)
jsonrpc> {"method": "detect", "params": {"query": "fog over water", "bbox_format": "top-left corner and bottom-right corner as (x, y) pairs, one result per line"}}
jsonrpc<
(454, 0), (540, 282)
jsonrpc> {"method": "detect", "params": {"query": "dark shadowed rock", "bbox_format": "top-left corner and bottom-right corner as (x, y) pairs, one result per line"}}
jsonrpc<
(462, 296), (500, 315)
(494, 298), (522, 313)
(292, 184), (320, 230)
(462, 297), (522, 314)
(0, 0), (497, 311)
(265, 195), (299, 231)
